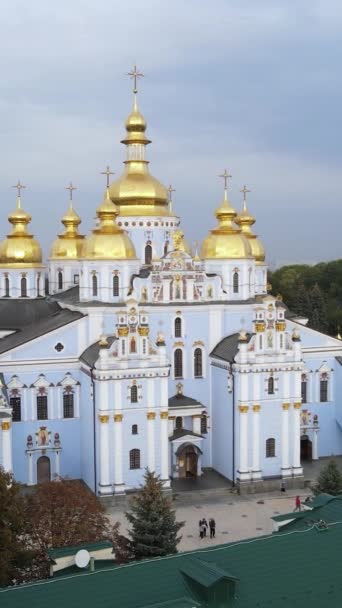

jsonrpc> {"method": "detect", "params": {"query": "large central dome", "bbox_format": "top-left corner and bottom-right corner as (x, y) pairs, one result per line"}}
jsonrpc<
(108, 93), (171, 217)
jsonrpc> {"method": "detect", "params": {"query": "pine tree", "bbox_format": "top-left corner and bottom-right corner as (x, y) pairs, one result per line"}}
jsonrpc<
(313, 459), (342, 496)
(293, 282), (312, 318)
(0, 467), (33, 587)
(309, 283), (328, 332)
(125, 469), (184, 560)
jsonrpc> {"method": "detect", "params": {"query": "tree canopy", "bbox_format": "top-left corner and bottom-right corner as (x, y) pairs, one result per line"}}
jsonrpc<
(313, 459), (342, 496)
(269, 259), (342, 336)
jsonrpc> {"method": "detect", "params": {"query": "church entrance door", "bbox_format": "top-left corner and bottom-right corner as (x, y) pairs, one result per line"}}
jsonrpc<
(37, 455), (51, 483)
(177, 445), (198, 479)
(300, 435), (312, 461)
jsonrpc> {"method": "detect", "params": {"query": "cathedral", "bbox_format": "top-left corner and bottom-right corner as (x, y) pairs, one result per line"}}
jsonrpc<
(0, 69), (341, 494)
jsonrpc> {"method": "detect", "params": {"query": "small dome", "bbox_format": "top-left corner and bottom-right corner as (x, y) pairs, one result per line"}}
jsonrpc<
(0, 196), (42, 266)
(201, 192), (252, 260)
(235, 201), (265, 263)
(50, 201), (84, 260)
(83, 190), (137, 260)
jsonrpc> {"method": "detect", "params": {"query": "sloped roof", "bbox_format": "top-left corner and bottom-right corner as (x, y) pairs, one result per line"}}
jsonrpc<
(273, 494), (342, 532)
(210, 333), (252, 363)
(169, 429), (203, 441)
(168, 393), (203, 408)
(180, 558), (238, 586)
(80, 336), (116, 367)
(48, 540), (113, 560)
(3, 524), (342, 607)
(0, 298), (84, 354)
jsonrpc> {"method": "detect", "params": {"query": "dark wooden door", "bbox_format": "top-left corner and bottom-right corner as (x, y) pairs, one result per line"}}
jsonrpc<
(37, 456), (51, 483)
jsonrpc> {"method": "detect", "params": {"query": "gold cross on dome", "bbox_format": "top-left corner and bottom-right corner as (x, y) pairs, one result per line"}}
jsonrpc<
(218, 169), (232, 190)
(100, 165), (115, 189)
(12, 180), (26, 197)
(167, 184), (176, 202)
(240, 185), (251, 202)
(65, 181), (76, 201)
(127, 65), (144, 94)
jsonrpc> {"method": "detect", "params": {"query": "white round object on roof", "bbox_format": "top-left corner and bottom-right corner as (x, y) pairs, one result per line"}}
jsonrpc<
(75, 549), (90, 568)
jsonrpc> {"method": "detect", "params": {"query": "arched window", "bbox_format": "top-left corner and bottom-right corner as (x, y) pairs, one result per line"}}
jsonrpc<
(194, 348), (203, 378)
(201, 415), (208, 434)
(10, 396), (21, 422)
(268, 376), (274, 395)
(92, 274), (98, 297)
(63, 392), (74, 418)
(132, 424), (138, 435)
(130, 385), (138, 403)
(57, 271), (63, 290)
(233, 271), (239, 294)
(129, 448), (140, 469)
(130, 337), (137, 354)
(113, 275), (119, 297)
(164, 241), (169, 256)
(174, 349), (183, 378)
(21, 277), (27, 297)
(175, 416), (183, 430)
(145, 243), (152, 265)
(301, 375), (307, 404)
(174, 317), (182, 338)
(266, 438), (276, 458)
(37, 394), (48, 420)
(4, 277), (10, 297)
(320, 377), (328, 402)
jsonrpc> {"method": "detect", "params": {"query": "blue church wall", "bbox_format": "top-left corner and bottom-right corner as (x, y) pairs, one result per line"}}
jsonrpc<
(258, 405), (282, 477)
(80, 370), (95, 492)
(211, 364), (233, 481)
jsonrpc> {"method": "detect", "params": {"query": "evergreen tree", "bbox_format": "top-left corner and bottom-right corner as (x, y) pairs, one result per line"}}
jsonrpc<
(293, 282), (312, 318)
(125, 469), (184, 560)
(313, 459), (342, 496)
(0, 467), (33, 587)
(309, 283), (328, 332)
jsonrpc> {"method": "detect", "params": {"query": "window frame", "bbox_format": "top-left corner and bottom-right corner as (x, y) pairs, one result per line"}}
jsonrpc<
(130, 385), (138, 403)
(266, 437), (276, 458)
(10, 396), (21, 422)
(113, 274), (119, 297)
(37, 394), (48, 420)
(194, 347), (203, 378)
(129, 448), (141, 469)
(174, 348), (183, 379)
(174, 317), (182, 338)
(63, 392), (74, 418)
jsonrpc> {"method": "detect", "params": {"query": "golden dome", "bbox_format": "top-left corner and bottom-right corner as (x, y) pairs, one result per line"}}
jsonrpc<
(50, 199), (85, 260)
(235, 196), (265, 263)
(108, 93), (171, 217)
(201, 190), (252, 260)
(0, 195), (42, 266)
(83, 189), (137, 260)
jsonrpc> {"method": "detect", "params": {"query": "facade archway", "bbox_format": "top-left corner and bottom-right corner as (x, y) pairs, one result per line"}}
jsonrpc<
(177, 444), (199, 479)
(37, 455), (51, 483)
(300, 435), (312, 461)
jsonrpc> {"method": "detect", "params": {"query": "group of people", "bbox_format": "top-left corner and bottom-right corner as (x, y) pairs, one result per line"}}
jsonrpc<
(199, 517), (216, 539)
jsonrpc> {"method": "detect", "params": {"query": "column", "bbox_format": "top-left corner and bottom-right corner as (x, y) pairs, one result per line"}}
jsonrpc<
(251, 405), (262, 480)
(113, 414), (125, 494)
(292, 402), (303, 476)
(1, 420), (13, 472)
(160, 411), (170, 487)
(193, 415), (201, 435)
(56, 386), (63, 419)
(281, 403), (291, 477)
(55, 449), (61, 480)
(168, 416), (175, 436)
(48, 385), (54, 419)
(147, 412), (156, 472)
(27, 452), (34, 485)
(312, 429), (319, 460)
(98, 415), (112, 495)
(237, 406), (250, 482)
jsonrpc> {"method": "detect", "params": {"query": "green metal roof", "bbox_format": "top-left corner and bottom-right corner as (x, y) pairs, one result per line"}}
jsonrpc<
(3, 525), (342, 607)
(180, 558), (238, 587)
(274, 495), (342, 532)
(48, 540), (113, 559)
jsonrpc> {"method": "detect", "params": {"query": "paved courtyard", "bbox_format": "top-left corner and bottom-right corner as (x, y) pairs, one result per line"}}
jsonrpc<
(107, 487), (311, 552)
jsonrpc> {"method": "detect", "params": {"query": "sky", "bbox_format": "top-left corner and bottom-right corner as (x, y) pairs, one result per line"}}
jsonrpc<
(0, 0), (341, 267)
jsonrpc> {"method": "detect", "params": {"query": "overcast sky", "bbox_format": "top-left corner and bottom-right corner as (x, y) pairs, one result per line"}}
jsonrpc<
(0, 0), (341, 267)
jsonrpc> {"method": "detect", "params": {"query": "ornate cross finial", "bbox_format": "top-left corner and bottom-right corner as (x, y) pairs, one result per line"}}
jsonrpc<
(127, 65), (144, 94)
(240, 185), (250, 203)
(100, 165), (115, 189)
(12, 180), (26, 197)
(218, 169), (232, 190)
(167, 184), (176, 202)
(176, 382), (183, 396)
(65, 181), (76, 201)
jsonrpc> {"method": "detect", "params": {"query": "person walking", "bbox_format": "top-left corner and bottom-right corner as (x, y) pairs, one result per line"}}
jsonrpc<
(201, 518), (208, 537)
(209, 518), (216, 538)
(294, 495), (301, 512)
(280, 480), (286, 494)
(199, 520), (204, 539)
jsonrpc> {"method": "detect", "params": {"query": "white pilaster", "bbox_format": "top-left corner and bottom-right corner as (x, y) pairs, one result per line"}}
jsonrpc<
(27, 452), (34, 485)
(98, 415), (112, 495)
(237, 406), (250, 481)
(113, 414), (125, 493)
(292, 402), (303, 476)
(147, 412), (156, 472)
(55, 449), (61, 479)
(193, 415), (201, 435)
(281, 403), (291, 477)
(251, 405), (262, 480)
(312, 429), (319, 460)
(160, 411), (170, 487)
(1, 420), (12, 473)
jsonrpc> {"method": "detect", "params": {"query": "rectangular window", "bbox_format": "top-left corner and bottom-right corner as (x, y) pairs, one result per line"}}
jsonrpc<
(63, 393), (74, 418)
(10, 397), (21, 422)
(37, 395), (48, 420)
(301, 381), (307, 404)
(320, 379), (328, 402)
(73, 274), (79, 284)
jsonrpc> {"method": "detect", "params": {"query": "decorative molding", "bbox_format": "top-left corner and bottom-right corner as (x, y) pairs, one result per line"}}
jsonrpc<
(282, 403), (290, 410)
(147, 412), (156, 420)
(252, 405), (261, 412)
(293, 402), (301, 409)
(138, 326), (149, 336)
(276, 321), (286, 331)
(174, 341), (184, 348)
(160, 411), (168, 419)
(239, 405), (249, 413)
(1, 421), (11, 431)
(99, 415), (109, 424)
(114, 414), (123, 422)
(118, 326), (129, 337)
(255, 321), (266, 332)
(193, 340), (204, 347)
